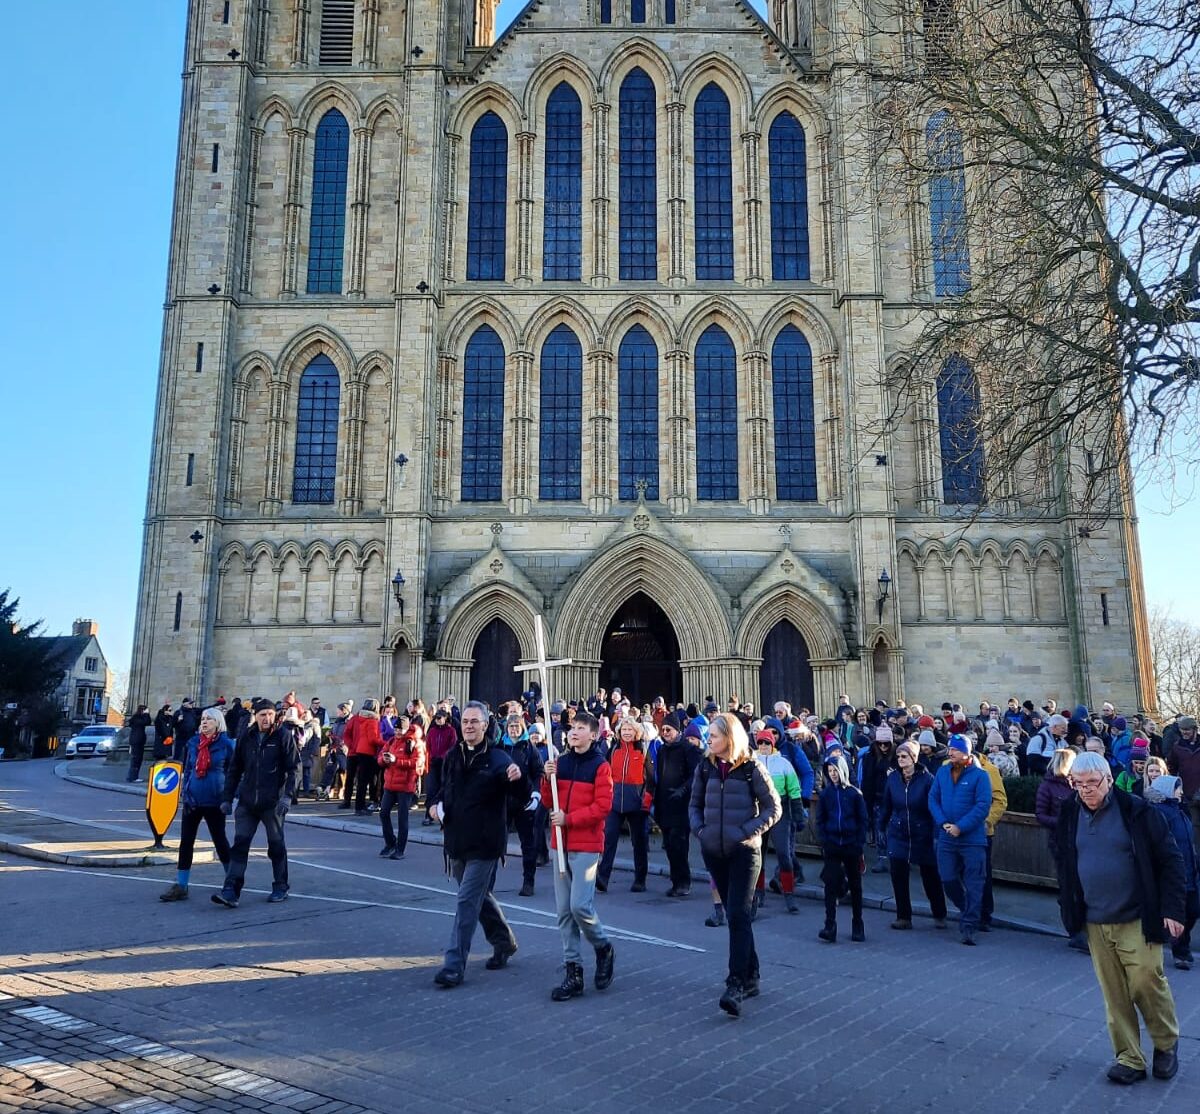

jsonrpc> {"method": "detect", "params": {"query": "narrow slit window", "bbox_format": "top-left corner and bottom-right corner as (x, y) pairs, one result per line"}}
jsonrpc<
(222, 2), (231, 25)
(1101, 593), (1110, 626)
(173, 593), (183, 632)
(186, 454), (195, 486)
(211, 143), (220, 172)
(195, 342), (204, 373)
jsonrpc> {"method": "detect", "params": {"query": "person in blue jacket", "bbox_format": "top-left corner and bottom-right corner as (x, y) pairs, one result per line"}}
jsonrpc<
(159, 707), (234, 901)
(1145, 775), (1199, 970)
(928, 734), (992, 945)
(815, 754), (869, 943)
(879, 739), (947, 929)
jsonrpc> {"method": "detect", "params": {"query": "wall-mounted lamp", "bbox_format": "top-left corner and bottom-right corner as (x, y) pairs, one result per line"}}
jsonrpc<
(391, 569), (406, 622)
(875, 568), (891, 623)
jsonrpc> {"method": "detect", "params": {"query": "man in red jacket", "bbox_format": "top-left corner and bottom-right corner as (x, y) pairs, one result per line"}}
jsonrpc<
(543, 711), (615, 1001)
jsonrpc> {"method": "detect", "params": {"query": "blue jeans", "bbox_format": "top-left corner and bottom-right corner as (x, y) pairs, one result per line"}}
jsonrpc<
(442, 858), (516, 977)
(552, 851), (610, 965)
(936, 841), (986, 934)
(599, 811), (649, 885)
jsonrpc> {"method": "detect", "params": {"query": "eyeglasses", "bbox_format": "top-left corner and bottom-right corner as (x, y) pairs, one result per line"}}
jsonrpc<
(1070, 778), (1109, 791)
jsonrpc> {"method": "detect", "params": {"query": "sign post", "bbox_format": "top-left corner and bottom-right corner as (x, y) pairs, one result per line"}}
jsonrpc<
(145, 760), (183, 849)
(515, 615), (572, 876)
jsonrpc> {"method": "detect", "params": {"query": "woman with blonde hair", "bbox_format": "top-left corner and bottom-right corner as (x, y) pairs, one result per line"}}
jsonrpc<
(597, 717), (652, 893)
(688, 713), (781, 1017)
(1143, 755), (1169, 793)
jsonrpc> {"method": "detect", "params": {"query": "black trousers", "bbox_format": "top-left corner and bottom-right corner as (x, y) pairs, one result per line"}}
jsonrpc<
(659, 822), (692, 889)
(513, 807), (539, 884)
(703, 843), (761, 985)
(224, 804), (288, 895)
(346, 754), (374, 810)
(599, 811), (649, 885)
(821, 849), (863, 922)
(888, 857), (947, 920)
(178, 804), (231, 872)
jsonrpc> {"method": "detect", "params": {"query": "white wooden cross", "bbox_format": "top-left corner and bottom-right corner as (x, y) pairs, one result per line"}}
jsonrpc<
(515, 615), (572, 874)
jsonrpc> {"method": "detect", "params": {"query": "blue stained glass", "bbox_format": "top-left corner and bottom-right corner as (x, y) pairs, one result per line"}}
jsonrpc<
(665, 0), (676, 22)
(694, 83), (734, 280)
(543, 84), (583, 281)
(768, 112), (811, 281)
(467, 112), (508, 281)
(771, 325), (817, 500)
(462, 326), (505, 501)
(927, 110), (972, 295)
(538, 325), (583, 500)
(292, 355), (340, 504)
(601, 0), (612, 22)
(937, 354), (984, 503)
(618, 325), (659, 499)
(619, 69), (658, 281)
(694, 324), (739, 500)
(306, 110), (349, 293)
(631, 0), (646, 21)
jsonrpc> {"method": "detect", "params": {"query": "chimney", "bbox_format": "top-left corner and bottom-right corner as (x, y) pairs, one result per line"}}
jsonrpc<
(73, 619), (99, 637)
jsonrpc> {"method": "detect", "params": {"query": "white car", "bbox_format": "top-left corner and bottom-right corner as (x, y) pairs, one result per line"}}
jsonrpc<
(63, 725), (121, 759)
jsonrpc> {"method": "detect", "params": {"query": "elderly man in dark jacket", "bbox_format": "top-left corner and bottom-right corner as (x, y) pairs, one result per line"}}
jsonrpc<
(1055, 752), (1185, 1085)
(212, 698), (299, 908)
(428, 700), (531, 988)
(652, 711), (703, 897)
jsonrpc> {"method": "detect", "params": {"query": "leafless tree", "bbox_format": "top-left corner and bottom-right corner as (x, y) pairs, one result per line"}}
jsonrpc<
(1149, 604), (1200, 720)
(855, 0), (1198, 513)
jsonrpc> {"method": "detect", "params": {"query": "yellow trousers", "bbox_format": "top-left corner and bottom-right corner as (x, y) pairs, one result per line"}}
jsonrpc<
(1086, 921), (1179, 1070)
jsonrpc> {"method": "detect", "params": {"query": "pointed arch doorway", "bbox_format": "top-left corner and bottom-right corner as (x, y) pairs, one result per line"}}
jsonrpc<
(599, 592), (682, 706)
(469, 617), (520, 710)
(759, 619), (814, 713)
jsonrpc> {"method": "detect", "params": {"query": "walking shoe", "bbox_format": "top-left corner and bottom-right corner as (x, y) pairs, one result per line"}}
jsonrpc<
(594, 943), (615, 990)
(518, 882), (535, 897)
(158, 883), (189, 902)
(485, 942), (518, 970)
(851, 919), (866, 942)
(961, 929), (977, 946)
(1152, 1043), (1179, 1081)
(630, 881), (646, 893)
(595, 879), (608, 893)
(667, 885), (691, 898)
(718, 979), (744, 1018)
(1173, 955), (1193, 970)
(366, 803), (379, 814)
(768, 877), (782, 894)
(890, 918), (913, 930)
(379, 845), (396, 857)
(211, 889), (238, 908)
(704, 905), (726, 928)
(818, 921), (837, 943)
(389, 850), (405, 860)
(433, 968), (463, 989)
(267, 889), (288, 903)
(743, 976), (760, 999)
(784, 893), (799, 914)
(551, 962), (585, 1001)
(1106, 1062), (1146, 1084)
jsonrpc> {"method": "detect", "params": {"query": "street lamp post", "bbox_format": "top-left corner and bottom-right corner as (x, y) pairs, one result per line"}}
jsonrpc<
(391, 569), (406, 624)
(875, 568), (892, 623)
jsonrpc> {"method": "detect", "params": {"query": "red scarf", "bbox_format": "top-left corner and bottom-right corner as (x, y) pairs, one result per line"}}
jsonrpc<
(196, 730), (215, 777)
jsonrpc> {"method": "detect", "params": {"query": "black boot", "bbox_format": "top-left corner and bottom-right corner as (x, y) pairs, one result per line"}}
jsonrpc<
(851, 918), (866, 942)
(704, 903), (725, 927)
(594, 943), (615, 990)
(719, 978), (744, 1017)
(551, 962), (585, 1001)
(818, 919), (837, 943)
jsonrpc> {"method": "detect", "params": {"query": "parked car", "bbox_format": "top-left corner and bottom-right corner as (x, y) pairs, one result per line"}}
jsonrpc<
(63, 725), (121, 759)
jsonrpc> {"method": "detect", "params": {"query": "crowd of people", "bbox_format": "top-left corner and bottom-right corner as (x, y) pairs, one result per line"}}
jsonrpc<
(135, 683), (1198, 1079)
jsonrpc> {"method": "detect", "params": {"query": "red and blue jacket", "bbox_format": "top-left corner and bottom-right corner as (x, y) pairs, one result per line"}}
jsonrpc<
(542, 742), (613, 854)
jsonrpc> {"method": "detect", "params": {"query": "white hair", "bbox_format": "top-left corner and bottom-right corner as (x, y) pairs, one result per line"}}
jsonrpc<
(201, 706), (227, 734)
(1070, 752), (1111, 780)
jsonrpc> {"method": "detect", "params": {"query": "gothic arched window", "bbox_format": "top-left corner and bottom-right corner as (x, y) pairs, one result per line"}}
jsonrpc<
(619, 69), (658, 281)
(543, 84), (583, 281)
(771, 325), (818, 500)
(927, 109), (971, 295)
(539, 324), (583, 500)
(292, 354), (340, 504)
(306, 109), (350, 293)
(695, 324), (739, 500)
(462, 326), (505, 501)
(936, 354), (984, 503)
(768, 112), (810, 281)
(618, 325), (659, 499)
(694, 83), (734, 280)
(467, 112), (508, 281)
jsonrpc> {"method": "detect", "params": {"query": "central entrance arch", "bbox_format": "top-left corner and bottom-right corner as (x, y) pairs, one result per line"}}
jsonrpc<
(759, 619), (814, 713)
(599, 593), (682, 706)
(469, 617), (520, 710)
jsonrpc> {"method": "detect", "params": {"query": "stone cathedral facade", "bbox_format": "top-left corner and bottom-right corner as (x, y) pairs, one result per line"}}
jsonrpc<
(130, 0), (1155, 715)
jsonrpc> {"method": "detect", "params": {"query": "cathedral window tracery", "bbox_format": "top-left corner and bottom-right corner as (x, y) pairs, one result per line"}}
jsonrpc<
(694, 324), (739, 500)
(618, 325), (660, 498)
(936, 354), (984, 504)
(539, 325), (583, 500)
(768, 111), (810, 280)
(462, 326), (506, 501)
(771, 325), (818, 500)
(306, 109), (349, 293)
(292, 355), (340, 504)
(543, 84), (583, 281)
(927, 109), (971, 296)
(467, 112), (508, 281)
(618, 69), (658, 281)
(693, 83), (734, 280)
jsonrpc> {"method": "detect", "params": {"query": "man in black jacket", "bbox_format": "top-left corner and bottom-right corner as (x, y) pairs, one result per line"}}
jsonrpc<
(172, 698), (201, 762)
(212, 698), (300, 908)
(1055, 752), (1185, 1085)
(652, 711), (703, 897)
(125, 705), (152, 782)
(428, 700), (530, 987)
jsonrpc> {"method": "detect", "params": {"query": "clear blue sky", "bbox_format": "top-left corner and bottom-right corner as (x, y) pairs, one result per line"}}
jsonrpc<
(1, 2), (1194, 685)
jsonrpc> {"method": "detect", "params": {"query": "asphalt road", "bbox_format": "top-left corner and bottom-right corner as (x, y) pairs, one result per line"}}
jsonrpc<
(0, 759), (1197, 1113)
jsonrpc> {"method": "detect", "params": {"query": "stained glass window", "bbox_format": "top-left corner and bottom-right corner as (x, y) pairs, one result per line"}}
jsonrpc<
(306, 110), (349, 293)
(618, 325), (659, 499)
(694, 83), (734, 280)
(694, 324), (739, 500)
(619, 69), (658, 281)
(543, 84), (583, 281)
(462, 326), (505, 501)
(467, 112), (508, 281)
(539, 325), (583, 500)
(292, 354), (340, 504)
(768, 112), (810, 281)
(771, 326), (817, 500)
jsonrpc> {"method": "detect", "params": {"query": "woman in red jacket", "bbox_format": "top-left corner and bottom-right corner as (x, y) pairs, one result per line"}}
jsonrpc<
(542, 711), (615, 1001)
(378, 715), (426, 859)
(341, 700), (382, 816)
(597, 717), (652, 893)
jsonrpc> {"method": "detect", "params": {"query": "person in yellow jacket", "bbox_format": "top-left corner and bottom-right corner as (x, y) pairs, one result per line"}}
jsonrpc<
(975, 748), (1008, 931)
